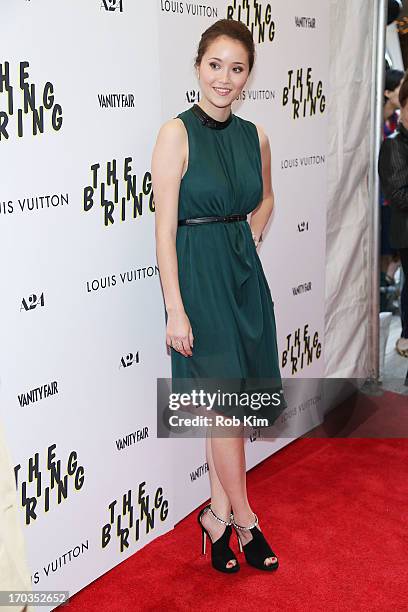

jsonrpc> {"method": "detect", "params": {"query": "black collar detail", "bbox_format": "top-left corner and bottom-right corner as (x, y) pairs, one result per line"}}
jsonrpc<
(191, 104), (233, 130)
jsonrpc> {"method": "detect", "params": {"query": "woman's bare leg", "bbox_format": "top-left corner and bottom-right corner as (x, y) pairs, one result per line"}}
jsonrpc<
(200, 433), (237, 568)
(205, 434), (231, 518)
(209, 428), (277, 566)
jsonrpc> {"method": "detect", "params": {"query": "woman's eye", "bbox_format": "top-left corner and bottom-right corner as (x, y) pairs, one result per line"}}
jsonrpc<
(209, 62), (243, 73)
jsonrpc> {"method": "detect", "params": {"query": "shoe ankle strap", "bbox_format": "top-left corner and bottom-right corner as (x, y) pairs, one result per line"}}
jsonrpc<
(232, 512), (259, 531)
(205, 505), (233, 526)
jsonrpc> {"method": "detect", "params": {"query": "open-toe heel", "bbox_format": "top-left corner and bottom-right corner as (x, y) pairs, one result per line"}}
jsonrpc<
(198, 505), (240, 573)
(232, 512), (279, 572)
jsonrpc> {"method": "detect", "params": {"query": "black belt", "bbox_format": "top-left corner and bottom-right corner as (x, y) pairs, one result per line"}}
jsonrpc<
(178, 214), (247, 226)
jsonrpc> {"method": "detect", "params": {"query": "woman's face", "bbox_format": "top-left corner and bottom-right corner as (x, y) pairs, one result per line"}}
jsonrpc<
(196, 35), (250, 108)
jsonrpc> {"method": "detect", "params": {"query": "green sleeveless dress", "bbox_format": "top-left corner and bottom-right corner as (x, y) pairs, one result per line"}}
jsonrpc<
(168, 105), (287, 427)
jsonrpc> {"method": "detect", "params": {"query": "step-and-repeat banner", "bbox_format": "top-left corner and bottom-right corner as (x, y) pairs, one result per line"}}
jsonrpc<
(0, 1), (328, 608)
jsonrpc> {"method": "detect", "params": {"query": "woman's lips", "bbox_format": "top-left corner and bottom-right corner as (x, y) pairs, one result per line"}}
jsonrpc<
(213, 87), (232, 96)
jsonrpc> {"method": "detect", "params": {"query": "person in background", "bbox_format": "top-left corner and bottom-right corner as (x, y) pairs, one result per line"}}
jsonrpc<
(380, 69), (404, 292)
(383, 69), (404, 137)
(0, 419), (33, 612)
(379, 70), (408, 357)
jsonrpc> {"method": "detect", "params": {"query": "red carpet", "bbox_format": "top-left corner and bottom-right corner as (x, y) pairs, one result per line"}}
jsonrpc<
(67, 391), (408, 612)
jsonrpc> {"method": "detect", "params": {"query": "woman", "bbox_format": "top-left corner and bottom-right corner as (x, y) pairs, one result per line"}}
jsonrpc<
(379, 70), (408, 357)
(383, 68), (404, 138)
(381, 69), (404, 292)
(152, 19), (287, 573)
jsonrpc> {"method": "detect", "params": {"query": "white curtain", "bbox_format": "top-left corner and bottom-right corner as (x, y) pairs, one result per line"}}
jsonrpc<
(325, 0), (375, 377)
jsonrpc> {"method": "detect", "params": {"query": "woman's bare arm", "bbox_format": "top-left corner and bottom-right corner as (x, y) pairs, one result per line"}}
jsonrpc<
(250, 125), (274, 245)
(151, 118), (193, 357)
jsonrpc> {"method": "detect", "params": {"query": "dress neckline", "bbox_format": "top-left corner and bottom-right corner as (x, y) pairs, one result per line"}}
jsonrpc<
(191, 104), (233, 130)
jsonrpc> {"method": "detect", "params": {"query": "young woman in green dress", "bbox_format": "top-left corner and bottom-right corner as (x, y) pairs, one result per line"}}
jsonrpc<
(152, 19), (285, 574)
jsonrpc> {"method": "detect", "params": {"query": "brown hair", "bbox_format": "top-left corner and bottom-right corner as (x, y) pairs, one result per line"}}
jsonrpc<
(195, 19), (255, 73)
(399, 70), (408, 108)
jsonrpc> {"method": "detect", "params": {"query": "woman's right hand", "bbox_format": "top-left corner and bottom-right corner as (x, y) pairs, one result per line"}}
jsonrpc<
(166, 309), (194, 357)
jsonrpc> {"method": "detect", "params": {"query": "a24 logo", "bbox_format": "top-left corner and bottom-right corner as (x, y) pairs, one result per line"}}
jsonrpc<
(20, 293), (45, 311)
(119, 352), (140, 369)
(186, 90), (200, 104)
(101, 0), (123, 12)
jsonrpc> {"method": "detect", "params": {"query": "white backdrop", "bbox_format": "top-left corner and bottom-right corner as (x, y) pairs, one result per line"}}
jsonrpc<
(0, 1), (353, 609)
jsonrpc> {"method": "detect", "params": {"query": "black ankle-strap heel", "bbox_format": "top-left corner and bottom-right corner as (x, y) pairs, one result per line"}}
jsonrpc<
(198, 505), (240, 573)
(232, 513), (279, 571)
